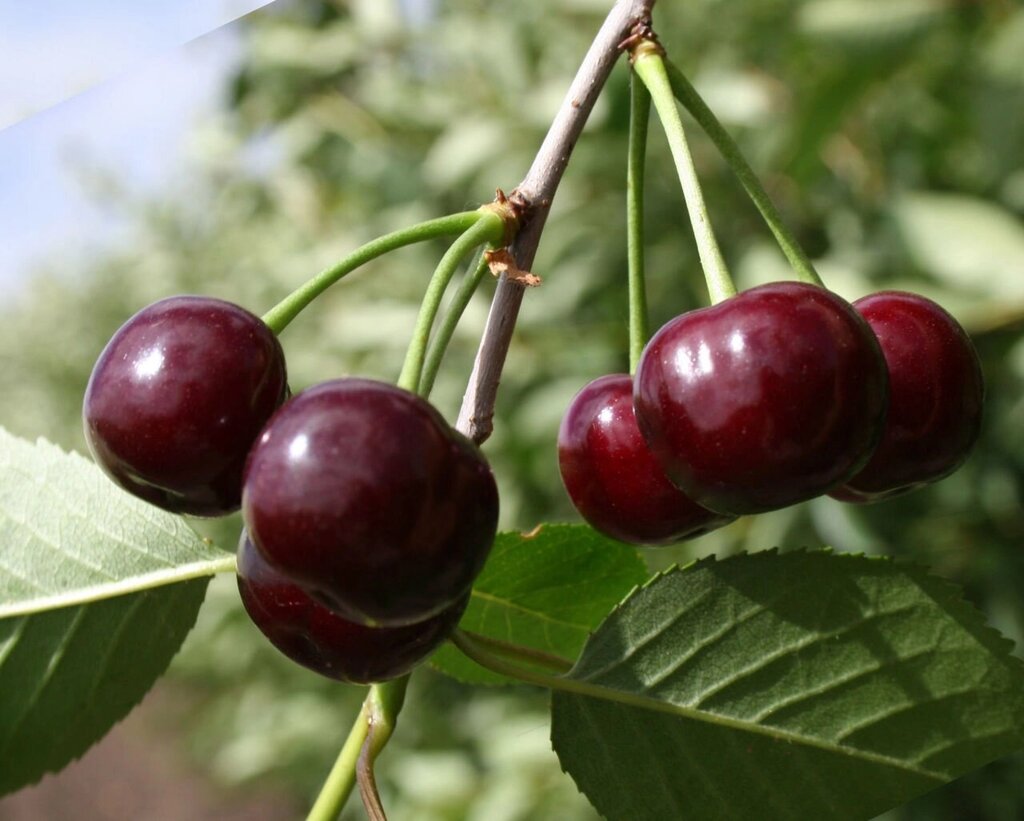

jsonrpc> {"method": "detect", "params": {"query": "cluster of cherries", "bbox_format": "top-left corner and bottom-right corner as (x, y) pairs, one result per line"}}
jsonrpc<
(559, 282), (984, 545)
(81, 278), (984, 675)
(83, 296), (498, 683)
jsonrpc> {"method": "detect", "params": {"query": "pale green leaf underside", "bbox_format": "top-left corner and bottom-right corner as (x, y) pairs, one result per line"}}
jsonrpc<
(552, 551), (1024, 821)
(0, 581), (209, 794)
(432, 524), (647, 685)
(0, 429), (229, 794)
(0, 428), (233, 618)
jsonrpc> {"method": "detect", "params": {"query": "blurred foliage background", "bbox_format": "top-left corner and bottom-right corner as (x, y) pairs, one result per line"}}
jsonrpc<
(2, 0), (1023, 817)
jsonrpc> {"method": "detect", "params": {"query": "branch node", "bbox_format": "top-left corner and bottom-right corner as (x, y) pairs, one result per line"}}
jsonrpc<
(456, 0), (654, 445)
(485, 249), (542, 287)
(621, 19), (662, 61)
(479, 190), (525, 246)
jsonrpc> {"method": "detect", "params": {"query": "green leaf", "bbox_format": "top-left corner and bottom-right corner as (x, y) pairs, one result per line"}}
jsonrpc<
(551, 551), (1024, 821)
(0, 584), (208, 794)
(893, 193), (1024, 300)
(798, 0), (941, 47)
(0, 429), (234, 618)
(432, 524), (647, 685)
(0, 428), (234, 794)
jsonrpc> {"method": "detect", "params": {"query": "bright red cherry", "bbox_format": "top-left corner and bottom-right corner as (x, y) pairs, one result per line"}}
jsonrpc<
(83, 296), (287, 516)
(237, 533), (467, 684)
(558, 374), (734, 544)
(831, 291), (984, 503)
(242, 378), (498, 627)
(634, 282), (888, 515)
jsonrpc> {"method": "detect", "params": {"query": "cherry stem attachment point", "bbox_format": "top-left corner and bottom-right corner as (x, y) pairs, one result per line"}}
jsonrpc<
(663, 59), (824, 288)
(627, 69), (652, 374)
(633, 46), (737, 305)
(261, 211), (485, 336)
(396, 211), (505, 395)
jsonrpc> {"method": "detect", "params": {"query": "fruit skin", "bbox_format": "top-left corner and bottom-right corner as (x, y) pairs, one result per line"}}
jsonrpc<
(831, 291), (984, 503)
(558, 374), (734, 545)
(83, 296), (287, 516)
(634, 281), (888, 515)
(237, 532), (467, 684)
(243, 378), (498, 627)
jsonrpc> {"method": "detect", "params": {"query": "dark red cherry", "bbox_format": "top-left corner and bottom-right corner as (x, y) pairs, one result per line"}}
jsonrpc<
(83, 296), (287, 516)
(831, 291), (984, 503)
(558, 374), (734, 545)
(634, 282), (888, 515)
(242, 378), (498, 627)
(237, 533), (467, 684)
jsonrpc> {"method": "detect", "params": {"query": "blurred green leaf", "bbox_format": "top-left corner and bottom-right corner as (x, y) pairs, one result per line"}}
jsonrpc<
(552, 551), (1024, 820)
(893, 193), (1024, 299)
(432, 525), (646, 685)
(798, 0), (941, 47)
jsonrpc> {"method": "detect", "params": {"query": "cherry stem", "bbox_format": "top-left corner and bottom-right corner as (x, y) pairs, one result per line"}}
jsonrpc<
(663, 59), (824, 287)
(627, 69), (652, 374)
(452, 629), (575, 690)
(633, 47), (736, 305)
(305, 697), (371, 821)
(261, 211), (485, 336)
(458, 629), (574, 675)
(356, 678), (408, 821)
(305, 677), (408, 821)
(418, 249), (492, 397)
(396, 212), (505, 395)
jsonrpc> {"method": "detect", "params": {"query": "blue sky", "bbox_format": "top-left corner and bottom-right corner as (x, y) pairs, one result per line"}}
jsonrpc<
(0, 0), (436, 296)
(0, 0), (275, 129)
(0, 1), (273, 294)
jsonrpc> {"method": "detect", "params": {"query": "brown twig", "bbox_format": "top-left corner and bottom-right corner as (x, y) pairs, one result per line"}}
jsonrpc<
(455, 0), (657, 443)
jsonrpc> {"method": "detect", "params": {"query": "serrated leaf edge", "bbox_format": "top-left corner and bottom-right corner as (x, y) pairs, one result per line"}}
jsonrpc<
(554, 548), (1024, 786)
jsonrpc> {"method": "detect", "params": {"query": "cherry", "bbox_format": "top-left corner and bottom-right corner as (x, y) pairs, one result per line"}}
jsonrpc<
(831, 291), (984, 503)
(83, 296), (287, 516)
(237, 533), (467, 684)
(558, 374), (734, 544)
(242, 378), (498, 627)
(633, 282), (888, 515)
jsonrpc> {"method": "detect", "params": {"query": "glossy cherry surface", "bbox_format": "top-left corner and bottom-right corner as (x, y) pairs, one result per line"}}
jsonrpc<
(243, 378), (498, 626)
(83, 296), (287, 516)
(558, 374), (734, 545)
(237, 533), (467, 684)
(832, 291), (984, 503)
(634, 282), (888, 515)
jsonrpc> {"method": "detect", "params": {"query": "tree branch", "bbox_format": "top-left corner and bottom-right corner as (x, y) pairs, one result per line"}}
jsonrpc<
(456, 0), (655, 443)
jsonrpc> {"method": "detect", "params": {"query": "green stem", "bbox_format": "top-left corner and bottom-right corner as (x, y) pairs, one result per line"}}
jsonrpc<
(357, 678), (410, 821)
(396, 212), (505, 394)
(418, 249), (491, 397)
(306, 697), (371, 821)
(633, 48), (737, 305)
(664, 59), (823, 287)
(452, 629), (584, 692)
(627, 70), (652, 373)
(261, 211), (485, 335)
(305, 678), (410, 821)
(458, 629), (574, 674)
